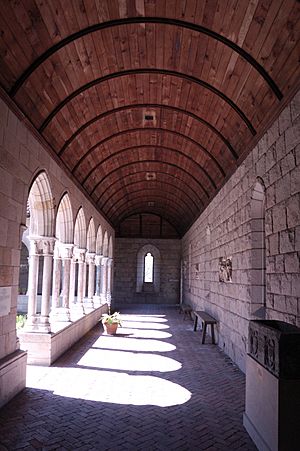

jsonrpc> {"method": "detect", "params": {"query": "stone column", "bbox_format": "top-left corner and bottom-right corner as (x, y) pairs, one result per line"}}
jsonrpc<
(84, 252), (95, 311)
(106, 258), (113, 307)
(60, 244), (73, 322)
(69, 258), (76, 306)
(50, 243), (62, 324)
(93, 254), (102, 307)
(100, 257), (108, 304)
(25, 238), (40, 331)
(39, 239), (55, 333)
(71, 248), (86, 318)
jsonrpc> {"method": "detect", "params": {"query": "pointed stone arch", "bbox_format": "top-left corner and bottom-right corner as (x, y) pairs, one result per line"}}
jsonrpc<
(55, 193), (73, 244)
(74, 207), (87, 249)
(28, 171), (54, 237)
(87, 218), (96, 252)
(96, 225), (103, 255)
(102, 231), (109, 257)
(108, 236), (113, 258)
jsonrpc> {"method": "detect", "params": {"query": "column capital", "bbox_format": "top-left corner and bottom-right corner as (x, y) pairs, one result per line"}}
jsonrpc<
(95, 254), (103, 266)
(59, 243), (74, 260)
(107, 257), (114, 267)
(86, 252), (96, 264)
(73, 247), (86, 262)
(29, 236), (56, 255)
(100, 256), (109, 266)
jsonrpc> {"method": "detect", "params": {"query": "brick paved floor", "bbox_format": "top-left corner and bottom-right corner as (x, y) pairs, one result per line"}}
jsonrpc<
(0, 305), (257, 451)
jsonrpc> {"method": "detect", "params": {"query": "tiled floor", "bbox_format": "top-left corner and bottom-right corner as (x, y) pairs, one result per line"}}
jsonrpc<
(0, 305), (256, 450)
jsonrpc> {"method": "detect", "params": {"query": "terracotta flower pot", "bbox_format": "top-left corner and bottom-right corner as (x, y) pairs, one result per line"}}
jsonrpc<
(104, 322), (118, 335)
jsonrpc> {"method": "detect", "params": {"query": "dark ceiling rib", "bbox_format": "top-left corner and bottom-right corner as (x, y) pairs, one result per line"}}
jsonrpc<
(73, 130), (224, 185)
(104, 186), (199, 218)
(111, 197), (192, 229)
(114, 205), (190, 236)
(59, 103), (238, 160)
(109, 193), (196, 225)
(41, 69), (256, 136)
(92, 160), (209, 204)
(82, 144), (214, 196)
(119, 212), (180, 235)
(10, 17), (282, 101)
(99, 174), (201, 211)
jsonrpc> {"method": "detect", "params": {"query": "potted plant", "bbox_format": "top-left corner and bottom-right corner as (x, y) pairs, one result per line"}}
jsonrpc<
(101, 311), (122, 335)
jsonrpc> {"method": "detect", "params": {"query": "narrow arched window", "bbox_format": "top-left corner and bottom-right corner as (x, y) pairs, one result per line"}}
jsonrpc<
(144, 252), (154, 282)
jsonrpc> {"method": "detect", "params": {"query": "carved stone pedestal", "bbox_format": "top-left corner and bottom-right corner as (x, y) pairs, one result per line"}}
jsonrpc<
(243, 320), (300, 451)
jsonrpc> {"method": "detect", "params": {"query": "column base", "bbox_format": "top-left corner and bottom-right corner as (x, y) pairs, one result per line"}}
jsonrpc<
(100, 293), (107, 305)
(24, 314), (51, 333)
(93, 295), (101, 307)
(50, 307), (71, 324)
(84, 298), (94, 313)
(70, 303), (85, 321)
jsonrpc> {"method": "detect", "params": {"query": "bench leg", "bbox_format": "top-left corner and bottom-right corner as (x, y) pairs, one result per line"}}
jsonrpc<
(211, 324), (215, 344)
(202, 322), (207, 344)
(193, 316), (198, 331)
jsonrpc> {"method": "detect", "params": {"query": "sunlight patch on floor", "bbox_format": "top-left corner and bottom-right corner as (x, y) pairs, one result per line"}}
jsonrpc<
(93, 336), (176, 352)
(78, 348), (181, 372)
(26, 367), (191, 407)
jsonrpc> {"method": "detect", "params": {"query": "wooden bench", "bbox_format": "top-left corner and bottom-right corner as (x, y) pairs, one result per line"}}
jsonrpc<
(179, 303), (193, 320)
(193, 311), (217, 344)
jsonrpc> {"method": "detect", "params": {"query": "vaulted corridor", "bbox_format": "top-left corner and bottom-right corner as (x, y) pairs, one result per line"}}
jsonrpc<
(0, 305), (256, 451)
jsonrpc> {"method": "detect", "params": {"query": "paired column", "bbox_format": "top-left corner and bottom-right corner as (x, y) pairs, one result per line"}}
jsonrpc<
(50, 243), (73, 324)
(84, 252), (95, 311)
(100, 257), (109, 304)
(106, 258), (113, 307)
(71, 247), (86, 318)
(25, 237), (55, 333)
(93, 254), (102, 307)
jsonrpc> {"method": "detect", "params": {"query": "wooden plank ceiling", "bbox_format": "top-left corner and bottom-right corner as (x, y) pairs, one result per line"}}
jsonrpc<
(0, 0), (299, 238)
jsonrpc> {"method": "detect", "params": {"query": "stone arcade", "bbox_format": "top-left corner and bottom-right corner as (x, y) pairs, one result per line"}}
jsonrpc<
(0, 1), (299, 450)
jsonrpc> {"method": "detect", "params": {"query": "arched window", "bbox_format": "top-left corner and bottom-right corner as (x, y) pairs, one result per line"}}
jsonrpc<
(144, 253), (154, 282)
(250, 178), (266, 318)
(136, 245), (160, 293)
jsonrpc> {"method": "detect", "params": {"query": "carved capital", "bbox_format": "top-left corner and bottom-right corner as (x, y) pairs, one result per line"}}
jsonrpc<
(86, 252), (96, 264)
(60, 244), (73, 260)
(74, 247), (86, 262)
(94, 254), (103, 266)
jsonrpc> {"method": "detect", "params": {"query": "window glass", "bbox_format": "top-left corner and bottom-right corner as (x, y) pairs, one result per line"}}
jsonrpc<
(144, 252), (154, 282)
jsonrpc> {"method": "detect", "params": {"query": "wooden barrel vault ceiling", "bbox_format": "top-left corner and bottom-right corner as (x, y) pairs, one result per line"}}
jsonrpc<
(0, 0), (299, 238)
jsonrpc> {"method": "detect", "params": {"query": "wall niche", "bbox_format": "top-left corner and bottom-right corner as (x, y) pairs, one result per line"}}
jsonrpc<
(219, 257), (232, 282)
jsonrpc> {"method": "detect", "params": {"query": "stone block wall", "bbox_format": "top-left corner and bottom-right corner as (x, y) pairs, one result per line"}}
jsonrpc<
(182, 89), (300, 373)
(113, 238), (181, 305)
(0, 94), (114, 407)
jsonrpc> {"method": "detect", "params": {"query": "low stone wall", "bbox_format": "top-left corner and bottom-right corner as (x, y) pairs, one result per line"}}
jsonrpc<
(19, 304), (108, 366)
(0, 350), (27, 409)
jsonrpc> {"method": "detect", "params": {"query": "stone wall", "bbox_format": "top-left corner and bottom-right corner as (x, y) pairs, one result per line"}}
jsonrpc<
(113, 238), (181, 306)
(182, 89), (300, 373)
(0, 94), (114, 407)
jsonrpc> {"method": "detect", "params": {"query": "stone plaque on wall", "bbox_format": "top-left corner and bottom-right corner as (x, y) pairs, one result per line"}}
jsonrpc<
(219, 257), (232, 282)
(0, 286), (12, 316)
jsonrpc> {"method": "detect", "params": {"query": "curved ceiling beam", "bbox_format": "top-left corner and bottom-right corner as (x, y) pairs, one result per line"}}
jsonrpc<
(10, 17), (282, 101)
(104, 186), (199, 218)
(88, 147), (212, 198)
(118, 212), (181, 237)
(111, 196), (192, 228)
(41, 69), (256, 135)
(98, 169), (203, 210)
(74, 130), (224, 186)
(99, 175), (201, 212)
(59, 103), (238, 160)
(82, 143), (217, 193)
(93, 160), (208, 205)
